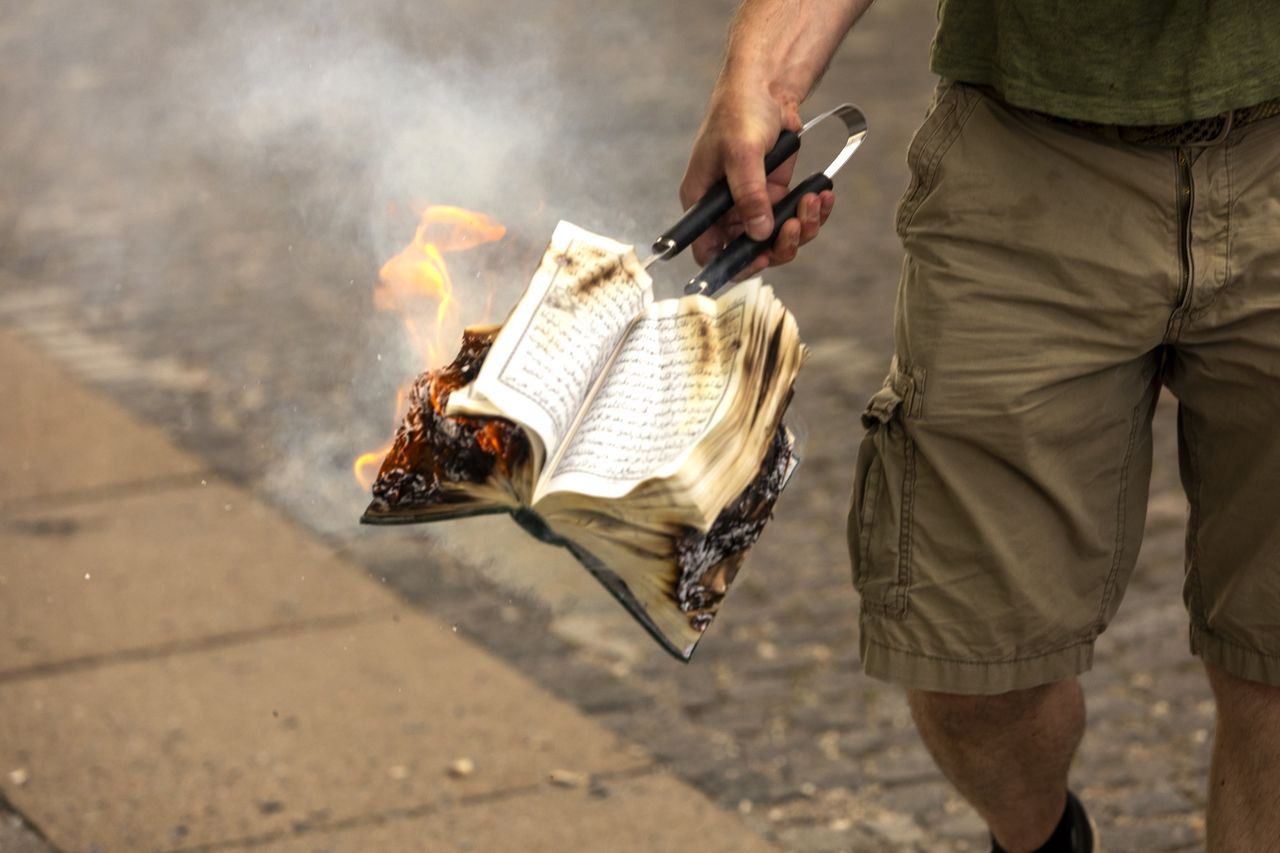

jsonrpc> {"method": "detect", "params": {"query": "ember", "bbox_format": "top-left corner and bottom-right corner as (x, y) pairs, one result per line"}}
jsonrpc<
(364, 327), (531, 519)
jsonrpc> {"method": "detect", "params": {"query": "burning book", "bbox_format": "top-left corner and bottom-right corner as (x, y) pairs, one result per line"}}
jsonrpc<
(361, 221), (806, 660)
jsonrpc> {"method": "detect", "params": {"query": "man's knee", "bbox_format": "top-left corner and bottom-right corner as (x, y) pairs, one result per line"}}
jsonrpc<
(908, 678), (1079, 737)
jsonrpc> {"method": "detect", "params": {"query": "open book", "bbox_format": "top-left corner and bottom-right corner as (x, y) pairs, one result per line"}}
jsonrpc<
(362, 221), (806, 660)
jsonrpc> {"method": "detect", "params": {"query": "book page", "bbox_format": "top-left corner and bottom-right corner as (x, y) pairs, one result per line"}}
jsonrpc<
(451, 221), (653, 459)
(534, 280), (755, 503)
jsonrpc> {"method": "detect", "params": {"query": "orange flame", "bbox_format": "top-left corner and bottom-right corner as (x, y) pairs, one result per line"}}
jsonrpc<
(354, 206), (505, 489)
(353, 443), (393, 490)
(374, 205), (505, 366)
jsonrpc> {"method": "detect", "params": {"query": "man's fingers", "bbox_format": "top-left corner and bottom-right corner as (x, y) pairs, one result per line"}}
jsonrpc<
(769, 218), (803, 265)
(797, 194), (821, 245)
(730, 218), (799, 283)
(818, 190), (835, 223)
(679, 136), (726, 212)
(723, 139), (774, 241)
(724, 155), (792, 228)
(690, 182), (836, 271)
(695, 191), (834, 268)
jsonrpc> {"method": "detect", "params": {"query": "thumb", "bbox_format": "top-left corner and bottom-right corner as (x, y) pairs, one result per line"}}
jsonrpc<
(723, 138), (774, 241)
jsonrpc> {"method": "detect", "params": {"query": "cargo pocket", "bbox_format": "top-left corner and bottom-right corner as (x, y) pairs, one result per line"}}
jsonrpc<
(848, 359), (923, 619)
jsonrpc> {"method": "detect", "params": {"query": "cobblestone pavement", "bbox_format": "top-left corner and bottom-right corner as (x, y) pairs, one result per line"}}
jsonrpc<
(1, 1), (1212, 849)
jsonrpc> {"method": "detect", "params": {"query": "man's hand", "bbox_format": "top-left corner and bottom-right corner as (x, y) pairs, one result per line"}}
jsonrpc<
(678, 0), (870, 278)
(680, 84), (834, 279)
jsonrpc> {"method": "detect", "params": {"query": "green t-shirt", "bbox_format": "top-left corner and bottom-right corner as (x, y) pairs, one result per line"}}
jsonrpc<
(931, 0), (1280, 124)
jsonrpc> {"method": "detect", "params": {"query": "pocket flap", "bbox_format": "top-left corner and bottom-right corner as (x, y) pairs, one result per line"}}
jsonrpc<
(862, 382), (903, 429)
(861, 357), (927, 428)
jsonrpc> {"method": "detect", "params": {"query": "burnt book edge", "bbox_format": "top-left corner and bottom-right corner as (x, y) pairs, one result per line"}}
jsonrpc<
(360, 504), (512, 525)
(557, 532), (697, 664)
(528, 424), (800, 665)
(363, 499), (693, 661)
(510, 506), (693, 662)
(361, 424), (801, 663)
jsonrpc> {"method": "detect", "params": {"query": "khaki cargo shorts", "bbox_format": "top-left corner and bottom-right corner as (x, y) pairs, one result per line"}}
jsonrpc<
(849, 81), (1280, 694)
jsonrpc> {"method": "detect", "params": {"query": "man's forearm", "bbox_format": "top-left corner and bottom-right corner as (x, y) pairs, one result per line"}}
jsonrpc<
(720, 0), (874, 108)
(680, 0), (871, 257)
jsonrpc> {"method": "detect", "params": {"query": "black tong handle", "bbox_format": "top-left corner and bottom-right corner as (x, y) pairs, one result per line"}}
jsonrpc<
(652, 128), (801, 258)
(686, 171), (834, 295)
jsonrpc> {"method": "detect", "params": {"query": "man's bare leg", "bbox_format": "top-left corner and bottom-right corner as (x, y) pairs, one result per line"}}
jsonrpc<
(1205, 662), (1280, 851)
(908, 678), (1085, 852)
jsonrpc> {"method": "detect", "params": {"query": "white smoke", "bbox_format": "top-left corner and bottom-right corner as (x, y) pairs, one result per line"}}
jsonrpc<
(153, 1), (714, 546)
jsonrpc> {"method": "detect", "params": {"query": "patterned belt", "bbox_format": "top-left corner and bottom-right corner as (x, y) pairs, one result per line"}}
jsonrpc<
(1042, 97), (1280, 147)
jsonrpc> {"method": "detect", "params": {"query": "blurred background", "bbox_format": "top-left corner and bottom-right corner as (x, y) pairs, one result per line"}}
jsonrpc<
(0, 1), (1210, 850)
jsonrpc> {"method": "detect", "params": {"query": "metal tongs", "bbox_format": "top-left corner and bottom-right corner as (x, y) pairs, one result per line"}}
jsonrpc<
(640, 103), (868, 296)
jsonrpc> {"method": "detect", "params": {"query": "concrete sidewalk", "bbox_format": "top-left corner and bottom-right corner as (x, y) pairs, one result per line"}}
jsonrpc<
(0, 329), (777, 852)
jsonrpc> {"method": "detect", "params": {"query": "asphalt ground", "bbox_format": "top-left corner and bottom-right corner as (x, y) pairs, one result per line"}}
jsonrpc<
(1, 1), (1211, 849)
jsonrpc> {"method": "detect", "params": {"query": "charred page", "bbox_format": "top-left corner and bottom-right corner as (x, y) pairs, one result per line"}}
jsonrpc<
(362, 221), (805, 660)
